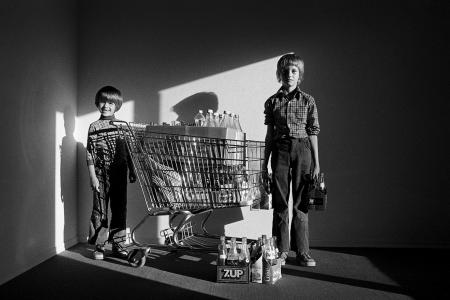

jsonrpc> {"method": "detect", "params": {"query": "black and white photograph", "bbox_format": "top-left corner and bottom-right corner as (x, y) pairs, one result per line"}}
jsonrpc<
(0, 0), (449, 299)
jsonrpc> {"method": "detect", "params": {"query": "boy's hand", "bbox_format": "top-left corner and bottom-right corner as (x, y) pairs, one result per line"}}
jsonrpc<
(262, 171), (272, 194)
(129, 172), (137, 183)
(312, 165), (320, 180)
(90, 176), (100, 193)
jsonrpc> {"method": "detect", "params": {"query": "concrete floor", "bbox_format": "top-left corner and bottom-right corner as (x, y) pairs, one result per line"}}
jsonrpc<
(1, 243), (448, 299)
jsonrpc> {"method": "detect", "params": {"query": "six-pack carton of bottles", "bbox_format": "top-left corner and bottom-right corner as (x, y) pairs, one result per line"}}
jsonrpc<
(216, 235), (282, 284)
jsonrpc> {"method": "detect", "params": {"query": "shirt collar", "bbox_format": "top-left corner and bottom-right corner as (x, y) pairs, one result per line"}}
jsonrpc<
(99, 115), (116, 121)
(276, 86), (301, 100)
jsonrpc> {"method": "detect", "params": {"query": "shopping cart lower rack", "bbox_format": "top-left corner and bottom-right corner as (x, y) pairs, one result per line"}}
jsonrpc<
(113, 121), (267, 267)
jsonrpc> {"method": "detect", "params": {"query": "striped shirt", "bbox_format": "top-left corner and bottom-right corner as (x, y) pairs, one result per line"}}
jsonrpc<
(86, 116), (130, 169)
(264, 87), (320, 140)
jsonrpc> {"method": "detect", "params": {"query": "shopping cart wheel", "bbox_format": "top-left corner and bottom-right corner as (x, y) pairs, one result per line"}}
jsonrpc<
(127, 248), (149, 268)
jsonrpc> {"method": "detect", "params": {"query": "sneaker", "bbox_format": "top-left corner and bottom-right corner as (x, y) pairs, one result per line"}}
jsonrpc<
(297, 252), (316, 267)
(279, 252), (289, 266)
(112, 243), (128, 259)
(93, 245), (105, 260)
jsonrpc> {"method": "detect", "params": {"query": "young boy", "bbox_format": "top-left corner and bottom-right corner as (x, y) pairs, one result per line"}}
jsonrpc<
(263, 53), (321, 267)
(86, 85), (136, 260)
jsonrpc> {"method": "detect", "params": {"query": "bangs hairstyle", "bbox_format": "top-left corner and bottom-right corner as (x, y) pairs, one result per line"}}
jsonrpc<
(95, 86), (123, 111)
(276, 53), (305, 85)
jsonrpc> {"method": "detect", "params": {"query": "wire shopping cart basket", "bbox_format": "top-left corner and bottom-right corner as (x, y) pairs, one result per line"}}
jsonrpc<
(112, 121), (267, 266)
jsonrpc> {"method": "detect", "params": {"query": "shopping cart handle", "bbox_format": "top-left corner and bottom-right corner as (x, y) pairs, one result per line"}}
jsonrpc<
(110, 120), (133, 132)
(110, 120), (129, 127)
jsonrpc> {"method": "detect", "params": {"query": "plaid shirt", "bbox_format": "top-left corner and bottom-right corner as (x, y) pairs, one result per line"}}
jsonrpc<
(264, 87), (320, 140)
(86, 116), (131, 169)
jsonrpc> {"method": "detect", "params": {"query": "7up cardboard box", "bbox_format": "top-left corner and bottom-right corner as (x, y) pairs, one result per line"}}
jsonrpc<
(217, 265), (250, 283)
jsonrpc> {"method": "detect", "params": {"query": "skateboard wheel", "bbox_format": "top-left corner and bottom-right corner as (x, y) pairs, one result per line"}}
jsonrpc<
(127, 248), (147, 268)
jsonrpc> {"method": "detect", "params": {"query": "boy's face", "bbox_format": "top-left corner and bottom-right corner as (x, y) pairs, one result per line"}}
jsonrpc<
(97, 100), (116, 117)
(281, 65), (301, 91)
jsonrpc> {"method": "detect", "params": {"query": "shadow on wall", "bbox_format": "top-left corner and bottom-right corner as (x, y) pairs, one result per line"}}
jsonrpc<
(61, 106), (80, 247)
(172, 92), (218, 124)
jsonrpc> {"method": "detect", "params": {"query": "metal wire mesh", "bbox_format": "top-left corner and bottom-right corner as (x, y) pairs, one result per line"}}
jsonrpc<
(117, 122), (267, 212)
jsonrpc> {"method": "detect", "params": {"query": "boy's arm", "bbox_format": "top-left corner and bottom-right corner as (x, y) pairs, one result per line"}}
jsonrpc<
(125, 136), (136, 183)
(263, 125), (274, 171)
(86, 124), (100, 192)
(88, 164), (100, 193)
(309, 135), (320, 179)
(262, 125), (274, 193)
(307, 97), (320, 179)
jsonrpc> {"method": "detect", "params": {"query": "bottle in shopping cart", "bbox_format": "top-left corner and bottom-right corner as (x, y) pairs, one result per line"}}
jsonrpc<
(220, 110), (233, 128)
(233, 114), (243, 132)
(262, 234), (268, 247)
(238, 237), (250, 266)
(213, 112), (220, 127)
(218, 235), (227, 266)
(218, 113), (224, 126)
(205, 109), (215, 127)
(227, 237), (239, 266)
(193, 110), (206, 127)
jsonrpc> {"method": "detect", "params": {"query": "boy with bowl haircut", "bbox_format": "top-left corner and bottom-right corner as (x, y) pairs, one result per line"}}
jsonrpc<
(263, 53), (321, 266)
(86, 85), (136, 260)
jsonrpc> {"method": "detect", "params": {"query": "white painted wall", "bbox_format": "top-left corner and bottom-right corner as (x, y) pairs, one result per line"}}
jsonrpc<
(0, 0), (78, 284)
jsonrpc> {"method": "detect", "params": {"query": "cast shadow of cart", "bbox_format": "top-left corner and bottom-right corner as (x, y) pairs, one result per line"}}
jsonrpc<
(145, 249), (219, 282)
(172, 91), (218, 124)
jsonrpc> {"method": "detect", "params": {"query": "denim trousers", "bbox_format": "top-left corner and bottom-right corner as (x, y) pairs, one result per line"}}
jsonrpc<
(271, 137), (312, 254)
(88, 162), (128, 246)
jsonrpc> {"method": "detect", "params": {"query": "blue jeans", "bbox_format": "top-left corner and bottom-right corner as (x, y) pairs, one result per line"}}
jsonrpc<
(88, 162), (128, 246)
(271, 137), (312, 254)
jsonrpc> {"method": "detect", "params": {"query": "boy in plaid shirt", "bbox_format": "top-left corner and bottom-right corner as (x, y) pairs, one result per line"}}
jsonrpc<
(263, 53), (321, 266)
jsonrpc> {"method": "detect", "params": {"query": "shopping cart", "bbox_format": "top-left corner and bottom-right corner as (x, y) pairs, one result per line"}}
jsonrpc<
(112, 121), (267, 267)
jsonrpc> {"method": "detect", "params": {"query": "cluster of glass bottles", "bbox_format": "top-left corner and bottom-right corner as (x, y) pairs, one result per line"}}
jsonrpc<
(217, 236), (251, 267)
(194, 109), (243, 131)
(217, 235), (279, 266)
(250, 235), (279, 265)
(250, 234), (280, 284)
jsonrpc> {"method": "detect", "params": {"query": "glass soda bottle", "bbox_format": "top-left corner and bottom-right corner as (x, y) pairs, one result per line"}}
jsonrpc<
(238, 237), (250, 266)
(227, 237), (239, 266)
(220, 110), (232, 128)
(213, 112), (220, 127)
(233, 114), (243, 132)
(218, 235), (227, 266)
(272, 236), (279, 259)
(319, 173), (326, 190)
(193, 109), (206, 127)
(205, 109), (214, 127)
(251, 237), (262, 263)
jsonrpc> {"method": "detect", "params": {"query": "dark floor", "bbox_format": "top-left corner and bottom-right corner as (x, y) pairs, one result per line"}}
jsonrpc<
(1, 244), (448, 299)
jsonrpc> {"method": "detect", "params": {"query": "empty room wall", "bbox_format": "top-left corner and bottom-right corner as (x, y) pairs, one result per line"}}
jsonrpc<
(0, 0), (78, 284)
(77, 0), (450, 248)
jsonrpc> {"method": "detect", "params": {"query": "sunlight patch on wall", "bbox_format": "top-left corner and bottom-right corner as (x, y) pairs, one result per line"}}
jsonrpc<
(159, 57), (281, 140)
(54, 101), (134, 253)
(55, 111), (65, 253)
